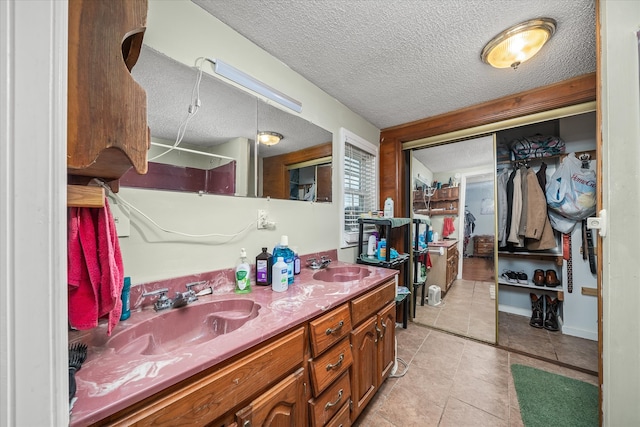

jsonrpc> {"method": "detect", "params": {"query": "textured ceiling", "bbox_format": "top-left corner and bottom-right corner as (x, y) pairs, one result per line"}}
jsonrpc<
(136, 0), (595, 170)
(192, 0), (596, 130)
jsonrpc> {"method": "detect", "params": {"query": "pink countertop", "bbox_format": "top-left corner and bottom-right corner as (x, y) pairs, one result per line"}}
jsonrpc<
(428, 239), (458, 248)
(69, 258), (397, 426)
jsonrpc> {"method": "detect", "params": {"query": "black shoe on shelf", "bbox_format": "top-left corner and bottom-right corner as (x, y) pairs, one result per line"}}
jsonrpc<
(501, 270), (518, 284)
(516, 271), (528, 284)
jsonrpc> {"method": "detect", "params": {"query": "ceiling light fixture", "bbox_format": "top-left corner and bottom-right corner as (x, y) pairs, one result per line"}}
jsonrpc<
(210, 59), (302, 113)
(257, 131), (283, 146)
(481, 18), (556, 70)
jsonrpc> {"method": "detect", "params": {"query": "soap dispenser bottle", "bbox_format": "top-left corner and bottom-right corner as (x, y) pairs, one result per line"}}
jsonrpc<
(235, 248), (251, 294)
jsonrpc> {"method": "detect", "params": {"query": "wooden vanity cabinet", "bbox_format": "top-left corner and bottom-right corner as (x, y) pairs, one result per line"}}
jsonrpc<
(235, 367), (307, 427)
(426, 243), (459, 294)
(68, 0), (149, 183)
(349, 280), (396, 422)
(307, 304), (353, 427)
(91, 280), (396, 427)
(95, 328), (305, 426)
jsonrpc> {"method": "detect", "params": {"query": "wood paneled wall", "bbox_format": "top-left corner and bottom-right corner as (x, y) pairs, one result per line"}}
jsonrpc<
(378, 72), (596, 218)
(262, 142), (332, 200)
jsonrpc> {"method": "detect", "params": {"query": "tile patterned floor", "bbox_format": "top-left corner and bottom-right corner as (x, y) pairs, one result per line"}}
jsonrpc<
(354, 326), (599, 426)
(414, 279), (497, 343)
(414, 278), (598, 373)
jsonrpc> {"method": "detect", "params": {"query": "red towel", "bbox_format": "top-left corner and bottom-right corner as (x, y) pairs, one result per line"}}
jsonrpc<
(68, 197), (124, 335)
(442, 217), (456, 238)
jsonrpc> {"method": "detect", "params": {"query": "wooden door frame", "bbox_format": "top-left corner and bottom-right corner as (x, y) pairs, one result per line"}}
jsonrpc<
(378, 71), (599, 417)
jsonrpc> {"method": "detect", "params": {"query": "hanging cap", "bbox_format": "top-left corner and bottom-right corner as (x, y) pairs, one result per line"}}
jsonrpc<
(280, 235), (289, 246)
(240, 248), (247, 258)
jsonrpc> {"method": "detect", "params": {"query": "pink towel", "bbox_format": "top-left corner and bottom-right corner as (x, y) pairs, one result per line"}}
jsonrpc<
(68, 197), (124, 335)
(442, 217), (456, 238)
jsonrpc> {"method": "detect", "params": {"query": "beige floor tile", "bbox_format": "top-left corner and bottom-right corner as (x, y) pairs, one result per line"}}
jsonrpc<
(439, 397), (508, 427)
(373, 384), (446, 427)
(356, 291), (598, 426)
(449, 372), (509, 420)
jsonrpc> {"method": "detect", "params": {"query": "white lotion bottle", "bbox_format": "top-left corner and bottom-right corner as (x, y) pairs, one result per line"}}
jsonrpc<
(384, 197), (394, 218)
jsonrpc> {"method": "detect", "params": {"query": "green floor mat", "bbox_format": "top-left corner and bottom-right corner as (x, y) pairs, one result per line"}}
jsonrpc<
(511, 364), (598, 427)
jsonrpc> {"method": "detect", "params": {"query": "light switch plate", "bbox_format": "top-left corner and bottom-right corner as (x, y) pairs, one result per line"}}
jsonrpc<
(110, 203), (130, 237)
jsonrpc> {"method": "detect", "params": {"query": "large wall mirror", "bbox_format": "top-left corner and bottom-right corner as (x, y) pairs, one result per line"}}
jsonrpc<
(123, 46), (333, 202)
(410, 135), (497, 344)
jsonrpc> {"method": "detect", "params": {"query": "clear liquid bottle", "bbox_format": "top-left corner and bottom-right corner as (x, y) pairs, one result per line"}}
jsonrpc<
(273, 235), (294, 285)
(272, 257), (288, 292)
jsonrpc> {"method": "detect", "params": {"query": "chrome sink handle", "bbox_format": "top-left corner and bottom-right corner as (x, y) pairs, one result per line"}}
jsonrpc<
(185, 281), (206, 303)
(141, 288), (171, 311)
(307, 256), (332, 270)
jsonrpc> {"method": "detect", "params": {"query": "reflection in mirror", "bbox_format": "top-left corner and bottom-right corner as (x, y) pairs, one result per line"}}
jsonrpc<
(124, 46), (257, 196)
(411, 136), (496, 344)
(123, 45), (333, 201)
(258, 101), (333, 202)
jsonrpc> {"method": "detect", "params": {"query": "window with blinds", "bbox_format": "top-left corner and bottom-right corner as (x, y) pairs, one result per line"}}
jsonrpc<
(344, 143), (377, 234)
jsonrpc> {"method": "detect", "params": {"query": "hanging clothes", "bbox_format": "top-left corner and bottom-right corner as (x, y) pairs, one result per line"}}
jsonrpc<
(497, 168), (509, 244)
(498, 162), (557, 252)
(463, 210), (476, 256)
(442, 216), (456, 238)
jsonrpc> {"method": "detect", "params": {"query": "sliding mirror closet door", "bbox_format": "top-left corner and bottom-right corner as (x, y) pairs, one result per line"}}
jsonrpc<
(495, 112), (598, 374)
(410, 135), (497, 344)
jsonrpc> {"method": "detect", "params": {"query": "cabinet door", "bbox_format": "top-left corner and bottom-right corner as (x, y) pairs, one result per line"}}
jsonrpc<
(377, 302), (396, 384)
(349, 317), (378, 420)
(235, 368), (306, 427)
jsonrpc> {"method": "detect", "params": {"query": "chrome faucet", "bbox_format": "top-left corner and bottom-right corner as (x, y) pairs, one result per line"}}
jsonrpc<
(142, 282), (205, 311)
(141, 288), (172, 311)
(306, 256), (332, 270)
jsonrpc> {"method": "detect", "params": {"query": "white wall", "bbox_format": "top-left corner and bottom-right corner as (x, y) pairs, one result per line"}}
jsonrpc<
(600, 1), (640, 425)
(1, 1), (69, 425)
(118, 0), (380, 283)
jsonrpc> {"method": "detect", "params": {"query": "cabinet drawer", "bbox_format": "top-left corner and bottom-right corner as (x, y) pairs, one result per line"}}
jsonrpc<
(104, 328), (305, 426)
(350, 280), (395, 326)
(325, 402), (351, 427)
(309, 371), (351, 427)
(474, 242), (494, 255)
(309, 337), (353, 397)
(309, 304), (352, 357)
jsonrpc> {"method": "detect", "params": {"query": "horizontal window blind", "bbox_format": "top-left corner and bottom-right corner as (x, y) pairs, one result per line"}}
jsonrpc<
(344, 143), (376, 233)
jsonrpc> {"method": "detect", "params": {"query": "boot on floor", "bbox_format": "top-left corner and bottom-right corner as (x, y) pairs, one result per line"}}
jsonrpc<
(544, 295), (560, 332)
(529, 293), (544, 328)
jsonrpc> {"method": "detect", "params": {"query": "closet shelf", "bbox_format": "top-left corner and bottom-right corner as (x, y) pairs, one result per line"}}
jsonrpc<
(498, 251), (563, 266)
(498, 278), (562, 291)
(497, 149), (596, 166)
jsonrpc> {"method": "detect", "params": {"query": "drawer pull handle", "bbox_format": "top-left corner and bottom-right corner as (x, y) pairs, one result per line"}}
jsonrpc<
(325, 320), (344, 335)
(324, 389), (343, 410)
(381, 321), (387, 339)
(326, 353), (344, 371)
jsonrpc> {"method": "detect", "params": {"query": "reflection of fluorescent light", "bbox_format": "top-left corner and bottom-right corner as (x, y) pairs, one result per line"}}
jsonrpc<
(212, 59), (302, 113)
(150, 142), (234, 161)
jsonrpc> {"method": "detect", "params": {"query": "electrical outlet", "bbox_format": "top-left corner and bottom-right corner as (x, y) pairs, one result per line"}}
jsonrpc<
(257, 209), (268, 229)
(110, 203), (130, 237)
